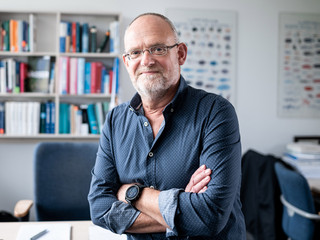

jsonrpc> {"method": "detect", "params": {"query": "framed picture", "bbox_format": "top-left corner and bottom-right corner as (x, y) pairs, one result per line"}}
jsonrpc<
(278, 12), (320, 118)
(166, 8), (237, 106)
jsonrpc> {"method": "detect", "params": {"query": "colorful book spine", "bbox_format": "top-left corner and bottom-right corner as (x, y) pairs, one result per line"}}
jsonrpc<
(77, 58), (85, 94)
(0, 102), (5, 134)
(82, 23), (89, 53)
(87, 104), (98, 134)
(59, 103), (70, 134)
(39, 102), (46, 133)
(89, 26), (97, 53)
(84, 62), (91, 94)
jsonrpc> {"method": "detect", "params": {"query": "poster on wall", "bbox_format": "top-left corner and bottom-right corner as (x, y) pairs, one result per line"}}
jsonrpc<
(278, 12), (320, 118)
(166, 8), (237, 106)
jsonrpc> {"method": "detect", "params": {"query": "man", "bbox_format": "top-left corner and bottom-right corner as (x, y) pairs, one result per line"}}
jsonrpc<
(88, 13), (245, 239)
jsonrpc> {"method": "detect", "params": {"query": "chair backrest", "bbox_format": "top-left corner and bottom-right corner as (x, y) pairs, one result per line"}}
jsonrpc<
(274, 162), (316, 240)
(34, 142), (98, 221)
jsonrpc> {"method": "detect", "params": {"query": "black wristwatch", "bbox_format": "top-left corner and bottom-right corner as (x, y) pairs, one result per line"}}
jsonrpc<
(125, 184), (146, 205)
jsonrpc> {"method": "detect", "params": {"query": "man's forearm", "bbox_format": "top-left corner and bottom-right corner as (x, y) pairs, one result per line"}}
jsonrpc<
(133, 188), (170, 229)
(126, 211), (166, 233)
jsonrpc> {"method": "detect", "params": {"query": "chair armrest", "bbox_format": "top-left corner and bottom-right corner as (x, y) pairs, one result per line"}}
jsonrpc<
(14, 200), (34, 218)
(280, 195), (320, 220)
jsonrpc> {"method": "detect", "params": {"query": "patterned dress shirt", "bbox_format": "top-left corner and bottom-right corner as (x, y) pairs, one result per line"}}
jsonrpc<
(88, 76), (246, 239)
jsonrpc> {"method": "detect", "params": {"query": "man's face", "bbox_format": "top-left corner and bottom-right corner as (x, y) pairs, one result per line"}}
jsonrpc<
(123, 15), (187, 100)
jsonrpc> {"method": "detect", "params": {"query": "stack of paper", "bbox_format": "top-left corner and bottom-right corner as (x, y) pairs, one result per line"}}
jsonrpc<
(283, 143), (320, 179)
(89, 225), (126, 240)
(16, 223), (71, 240)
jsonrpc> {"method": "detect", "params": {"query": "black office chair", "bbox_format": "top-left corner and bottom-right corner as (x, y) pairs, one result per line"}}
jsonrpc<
(14, 142), (98, 221)
(274, 162), (320, 240)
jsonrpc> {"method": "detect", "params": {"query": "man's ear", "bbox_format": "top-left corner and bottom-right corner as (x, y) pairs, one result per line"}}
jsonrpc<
(122, 54), (129, 68)
(177, 43), (187, 65)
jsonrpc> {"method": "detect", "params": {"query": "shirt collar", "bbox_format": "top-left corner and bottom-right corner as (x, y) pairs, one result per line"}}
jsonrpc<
(129, 76), (188, 114)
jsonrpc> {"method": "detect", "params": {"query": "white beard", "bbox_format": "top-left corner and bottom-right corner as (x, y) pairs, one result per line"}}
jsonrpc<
(134, 73), (169, 100)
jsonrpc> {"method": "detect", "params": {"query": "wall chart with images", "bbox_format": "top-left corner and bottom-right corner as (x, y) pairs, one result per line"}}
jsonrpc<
(166, 8), (237, 106)
(278, 12), (320, 118)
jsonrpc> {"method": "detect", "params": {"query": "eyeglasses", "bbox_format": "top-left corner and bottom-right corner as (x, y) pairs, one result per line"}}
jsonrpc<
(124, 43), (179, 60)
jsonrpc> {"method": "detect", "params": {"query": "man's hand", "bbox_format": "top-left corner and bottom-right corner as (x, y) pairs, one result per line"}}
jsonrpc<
(185, 165), (211, 193)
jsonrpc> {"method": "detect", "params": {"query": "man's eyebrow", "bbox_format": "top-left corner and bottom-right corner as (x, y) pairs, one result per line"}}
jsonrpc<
(126, 43), (166, 52)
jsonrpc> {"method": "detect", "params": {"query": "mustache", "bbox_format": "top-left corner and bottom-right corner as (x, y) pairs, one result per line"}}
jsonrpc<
(136, 67), (162, 74)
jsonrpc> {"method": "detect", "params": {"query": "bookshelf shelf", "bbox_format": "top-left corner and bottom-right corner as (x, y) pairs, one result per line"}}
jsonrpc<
(0, 10), (121, 139)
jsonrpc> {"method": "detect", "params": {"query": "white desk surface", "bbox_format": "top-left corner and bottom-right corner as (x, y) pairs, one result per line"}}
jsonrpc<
(0, 220), (125, 240)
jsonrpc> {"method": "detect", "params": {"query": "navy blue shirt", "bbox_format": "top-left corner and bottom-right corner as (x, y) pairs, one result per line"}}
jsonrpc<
(88, 76), (246, 239)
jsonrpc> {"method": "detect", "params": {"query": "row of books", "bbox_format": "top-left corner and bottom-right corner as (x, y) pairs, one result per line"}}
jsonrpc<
(58, 57), (119, 95)
(282, 142), (320, 179)
(0, 56), (55, 94)
(59, 102), (109, 135)
(59, 20), (120, 54)
(0, 14), (36, 52)
(0, 101), (55, 135)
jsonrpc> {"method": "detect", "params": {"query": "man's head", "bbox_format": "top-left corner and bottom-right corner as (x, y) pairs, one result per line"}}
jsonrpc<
(123, 13), (187, 102)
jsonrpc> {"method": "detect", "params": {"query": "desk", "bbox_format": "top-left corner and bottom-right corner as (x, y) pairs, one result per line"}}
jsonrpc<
(0, 221), (126, 240)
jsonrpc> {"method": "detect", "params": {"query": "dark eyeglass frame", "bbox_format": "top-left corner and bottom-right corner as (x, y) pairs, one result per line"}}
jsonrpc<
(124, 43), (179, 60)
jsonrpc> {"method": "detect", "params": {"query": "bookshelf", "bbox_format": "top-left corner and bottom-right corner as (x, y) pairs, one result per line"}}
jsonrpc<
(0, 11), (121, 140)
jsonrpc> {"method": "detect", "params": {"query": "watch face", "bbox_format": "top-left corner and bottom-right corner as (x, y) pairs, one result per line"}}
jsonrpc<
(126, 185), (139, 200)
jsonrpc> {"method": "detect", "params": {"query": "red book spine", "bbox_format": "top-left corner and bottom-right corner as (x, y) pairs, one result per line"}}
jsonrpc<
(72, 22), (76, 53)
(19, 62), (27, 92)
(90, 62), (97, 93)
(95, 62), (102, 93)
(66, 57), (70, 94)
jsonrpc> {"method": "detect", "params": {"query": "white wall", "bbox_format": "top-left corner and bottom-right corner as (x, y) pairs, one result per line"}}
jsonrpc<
(1, 0), (320, 219)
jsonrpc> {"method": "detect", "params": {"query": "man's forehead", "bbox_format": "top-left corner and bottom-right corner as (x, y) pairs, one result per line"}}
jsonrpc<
(124, 16), (175, 50)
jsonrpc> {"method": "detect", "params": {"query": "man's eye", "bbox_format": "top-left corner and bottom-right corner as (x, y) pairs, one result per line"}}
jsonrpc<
(154, 47), (165, 53)
(131, 50), (141, 56)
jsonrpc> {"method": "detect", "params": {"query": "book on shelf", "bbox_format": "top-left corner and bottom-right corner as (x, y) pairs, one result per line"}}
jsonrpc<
(59, 21), (67, 53)
(0, 102), (5, 134)
(81, 23), (89, 53)
(89, 26), (97, 53)
(26, 56), (51, 93)
(58, 57), (114, 95)
(109, 21), (120, 54)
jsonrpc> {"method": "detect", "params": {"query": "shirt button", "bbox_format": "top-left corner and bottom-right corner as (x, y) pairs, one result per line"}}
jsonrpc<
(148, 152), (154, 158)
(150, 186), (155, 189)
(144, 122), (148, 127)
(170, 108), (174, 112)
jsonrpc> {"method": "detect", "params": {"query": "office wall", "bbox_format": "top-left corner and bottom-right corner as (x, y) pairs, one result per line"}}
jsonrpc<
(1, 0), (319, 219)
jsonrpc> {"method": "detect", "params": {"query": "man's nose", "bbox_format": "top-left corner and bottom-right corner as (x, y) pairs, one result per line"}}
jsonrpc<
(140, 50), (155, 67)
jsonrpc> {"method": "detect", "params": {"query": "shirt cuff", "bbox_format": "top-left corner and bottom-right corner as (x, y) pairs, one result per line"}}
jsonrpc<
(158, 188), (183, 237)
(103, 201), (140, 234)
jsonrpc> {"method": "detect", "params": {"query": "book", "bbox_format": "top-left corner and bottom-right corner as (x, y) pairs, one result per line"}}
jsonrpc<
(109, 21), (120, 53)
(84, 62), (91, 94)
(0, 61), (6, 93)
(59, 103), (70, 134)
(19, 62), (28, 93)
(27, 56), (51, 93)
(48, 62), (55, 94)
(29, 13), (36, 52)
(95, 102), (104, 133)
(59, 21), (68, 53)
(14, 60), (20, 93)
(77, 58), (85, 94)
(69, 57), (78, 94)
(89, 26), (97, 53)
(2, 20), (10, 51)
(39, 102), (46, 133)
(72, 22), (77, 53)
(81, 23), (89, 53)
(0, 102), (5, 134)
(87, 104), (98, 134)
(50, 102), (55, 133)
(80, 104), (89, 135)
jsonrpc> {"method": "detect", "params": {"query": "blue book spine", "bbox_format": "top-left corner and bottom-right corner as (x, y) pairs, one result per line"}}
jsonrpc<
(45, 102), (51, 133)
(101, 67), (106, 93)
(59, 103), (70, 134)
(82, 23), (89, 53)
(77, 58), (85, 94)
(84, 62), (91, 94)
(50, 102), (55, 134)
(59, 22), (67, 53)
(87, 104), (98, 134)
(76, 22), (81, 52)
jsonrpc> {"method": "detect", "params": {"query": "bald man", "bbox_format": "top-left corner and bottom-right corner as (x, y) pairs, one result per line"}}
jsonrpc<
(88, 13), (245, 240)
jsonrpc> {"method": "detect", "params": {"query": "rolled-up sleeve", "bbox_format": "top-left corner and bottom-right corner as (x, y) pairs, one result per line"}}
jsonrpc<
(88, 112), (140, 234)
(158, 98), (242, 238)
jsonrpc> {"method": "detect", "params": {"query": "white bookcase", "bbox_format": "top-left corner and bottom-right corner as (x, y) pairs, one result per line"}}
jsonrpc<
(0, 11), (121, 140)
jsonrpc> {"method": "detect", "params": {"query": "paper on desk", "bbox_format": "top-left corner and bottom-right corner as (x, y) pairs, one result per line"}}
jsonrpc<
(89, 225), (126, 240)
(16, 223), (71, 240)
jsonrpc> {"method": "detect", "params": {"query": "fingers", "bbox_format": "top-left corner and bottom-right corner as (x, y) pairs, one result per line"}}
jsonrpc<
(185, 165), (212, 193)
(190, 175), (211, 193)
